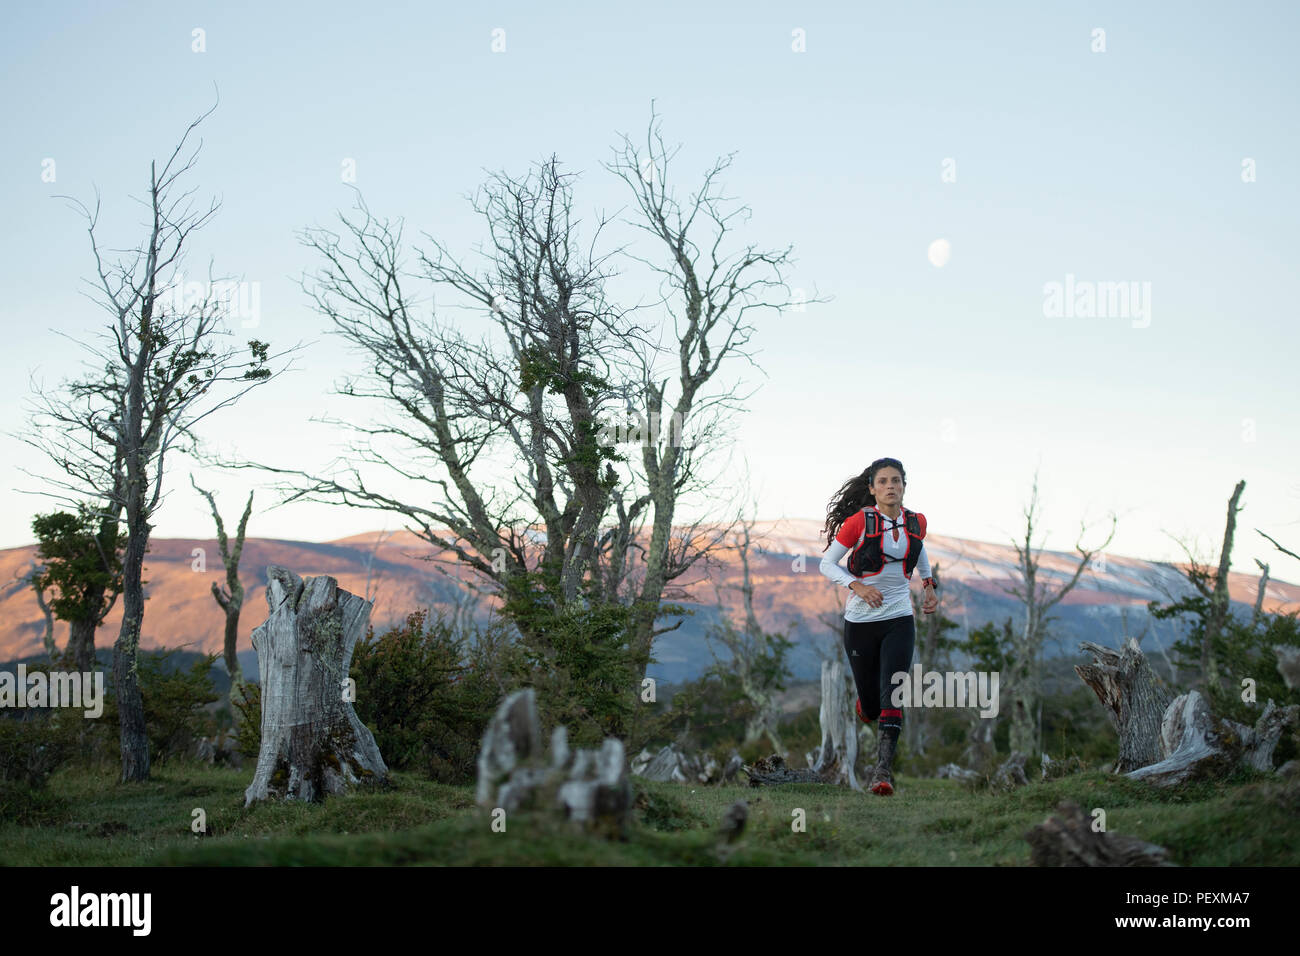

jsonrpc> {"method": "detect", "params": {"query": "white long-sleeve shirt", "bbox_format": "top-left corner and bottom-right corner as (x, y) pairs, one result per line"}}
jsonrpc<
(820, 506), (931, 623)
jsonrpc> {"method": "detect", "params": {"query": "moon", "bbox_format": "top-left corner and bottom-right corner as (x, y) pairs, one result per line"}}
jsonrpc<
(928, 238), (951, 268)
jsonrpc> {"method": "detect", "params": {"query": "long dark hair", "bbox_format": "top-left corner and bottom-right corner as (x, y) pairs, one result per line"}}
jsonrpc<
(822, 457), (907, 548)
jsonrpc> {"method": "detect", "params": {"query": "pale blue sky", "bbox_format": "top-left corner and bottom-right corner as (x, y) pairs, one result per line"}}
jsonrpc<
(2, 0), (1297, 580)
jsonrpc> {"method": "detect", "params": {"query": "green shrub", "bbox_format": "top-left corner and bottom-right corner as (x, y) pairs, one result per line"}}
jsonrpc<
(352, 609), (508, 783)
(0, 709), (80, 826)
(0, 710), (78, 787)
(513, 599), (643, 749)
(0, 779), (69, 826)
(231, 682), (262, 758)
(101, 650), (220, 764)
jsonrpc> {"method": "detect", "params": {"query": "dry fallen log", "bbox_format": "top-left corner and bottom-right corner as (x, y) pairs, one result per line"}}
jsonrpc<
(742, 753), (831, 787)
(1075, 638), (1172, 772)
(1026, 800), (1174, 866)
(476, 688), (631, 838)
(244, 567), (387, 807)
(1040, 752), (1086, 781)
(631, 744), (738, 785)
(936, 763), (981, 784)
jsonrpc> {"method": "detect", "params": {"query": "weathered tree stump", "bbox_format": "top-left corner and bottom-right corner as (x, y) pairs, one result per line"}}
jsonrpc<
(1126, 690), (1299, 786)
(1275, 645), (1300, 690)
(721, 752), (743, 783)
(1075, 638), (1172, 772)
(1026, 800), (1174, 866)
(638, 744), (692, 783)
(631, 744), (738, 784)
(244, 566), (387, 807)
(717, 800), (748, 843)
(476, 688), (632, 838)
(1077, 637), (1299, 786)
(807, 658), (862, 790)
(1240, 699), (1300, 772)
(991, 750), (1029, 791)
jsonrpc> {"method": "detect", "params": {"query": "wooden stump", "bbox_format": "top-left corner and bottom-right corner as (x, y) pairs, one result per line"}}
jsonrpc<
(1241, 699), (1300, 772)
(1076, 637), (1299, 786)
(1275, 645), (1300, 691)
(476, 688), (632, 838)
(991, 751), (1030, 791)
(244, 566), (387, 807)
(1075, 638), (1172, 772)
(638, 744), (692, 783)
(1126, 690), (1299, 786)
(1026, 800), (1174, 866)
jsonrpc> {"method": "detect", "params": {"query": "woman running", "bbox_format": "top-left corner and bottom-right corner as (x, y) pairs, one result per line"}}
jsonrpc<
(820, 457), (937, 795)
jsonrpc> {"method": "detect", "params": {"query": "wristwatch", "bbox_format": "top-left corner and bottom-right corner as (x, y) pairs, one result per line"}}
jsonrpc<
(922, 577), (937, 590)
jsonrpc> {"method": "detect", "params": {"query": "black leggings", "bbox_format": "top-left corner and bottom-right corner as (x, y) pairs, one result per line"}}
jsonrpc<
(843, 614), (916, 728)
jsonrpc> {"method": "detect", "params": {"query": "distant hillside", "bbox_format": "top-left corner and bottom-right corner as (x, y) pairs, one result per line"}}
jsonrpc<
(2, 519), (1295, 684)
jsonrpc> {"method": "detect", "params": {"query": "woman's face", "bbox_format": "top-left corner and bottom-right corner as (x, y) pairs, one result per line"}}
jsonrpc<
(871, 467), (905, 505)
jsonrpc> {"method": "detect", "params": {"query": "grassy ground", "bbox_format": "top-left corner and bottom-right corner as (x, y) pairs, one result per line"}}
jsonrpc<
(3, 760), (1298, 866)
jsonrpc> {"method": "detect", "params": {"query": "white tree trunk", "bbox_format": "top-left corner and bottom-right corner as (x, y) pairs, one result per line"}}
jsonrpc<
(244, 566), (388, 806)
(808, 658), (861, 790)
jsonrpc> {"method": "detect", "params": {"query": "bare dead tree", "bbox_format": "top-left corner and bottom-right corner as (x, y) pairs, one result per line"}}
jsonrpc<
(1205, 481), (1246, 690)
(1252, 559), (1271, 627)
(20, 103), (296, 781)
(361, 525), (393, 613)
(905, 562), (960, 757)
(1001, 470), (1116, 760)
(17, 388), (129, 672)
(190, 474), (253, 697)
(1257, 529), (1299, 564)
(1164, 480), (1247, 693)
(19, 561), (59, 663)
(219, 160), (643, 647)
(703, 510), (789, 757)
(604, 102), (828, 676)
(218, 113), (807, 679)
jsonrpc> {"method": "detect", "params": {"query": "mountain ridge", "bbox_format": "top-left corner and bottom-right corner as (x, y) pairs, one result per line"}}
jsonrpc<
(3, 518), (1294, 683)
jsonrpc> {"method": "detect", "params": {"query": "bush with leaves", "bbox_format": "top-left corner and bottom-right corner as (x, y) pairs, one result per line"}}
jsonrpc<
(351, 608), (511, 783)
(0, 708), (81, 825)
(1152, 598), (1300, 740)
(101, 650), (220, 764)
(648, 668), (752, 756)
(498, 569), (644, 748)
(230, 681), (262, 759)
(0, 709), (80, 788)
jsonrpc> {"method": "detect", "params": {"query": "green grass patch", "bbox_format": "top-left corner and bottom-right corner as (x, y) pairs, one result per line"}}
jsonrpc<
(2, 761), (1296, 866)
